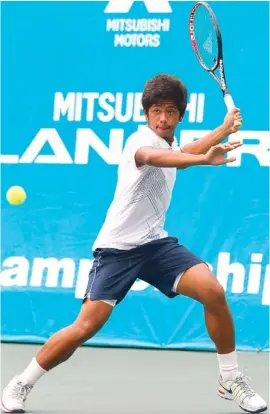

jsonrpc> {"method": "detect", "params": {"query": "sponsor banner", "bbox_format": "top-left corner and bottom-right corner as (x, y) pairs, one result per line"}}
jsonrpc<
(1, 1), (269, 350)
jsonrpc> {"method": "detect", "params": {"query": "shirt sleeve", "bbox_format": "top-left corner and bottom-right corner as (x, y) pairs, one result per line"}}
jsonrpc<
(128, 131), (155, 163)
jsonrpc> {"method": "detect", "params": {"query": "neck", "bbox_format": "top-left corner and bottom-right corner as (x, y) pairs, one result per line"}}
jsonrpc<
(162, 136), (174, 145)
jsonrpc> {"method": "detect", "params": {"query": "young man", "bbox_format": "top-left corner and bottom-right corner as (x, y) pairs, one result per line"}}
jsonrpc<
(1, 74), (267, 414)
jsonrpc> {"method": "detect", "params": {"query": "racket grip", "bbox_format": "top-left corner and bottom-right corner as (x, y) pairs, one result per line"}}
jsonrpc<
(224, 94), (235, 111)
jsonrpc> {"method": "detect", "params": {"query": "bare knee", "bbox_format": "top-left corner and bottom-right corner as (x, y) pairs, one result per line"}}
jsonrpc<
(72, 318), (101, 342)
(177, 264), (226, 308)
(72, 299), (113, 342)
(202, 282), (226, 308)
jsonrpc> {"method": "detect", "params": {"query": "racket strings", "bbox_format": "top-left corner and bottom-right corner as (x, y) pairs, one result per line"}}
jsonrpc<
(193, 6), (218, 70)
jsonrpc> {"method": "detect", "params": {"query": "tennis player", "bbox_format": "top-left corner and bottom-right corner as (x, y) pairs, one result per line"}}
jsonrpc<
(1, 74), (267, 414)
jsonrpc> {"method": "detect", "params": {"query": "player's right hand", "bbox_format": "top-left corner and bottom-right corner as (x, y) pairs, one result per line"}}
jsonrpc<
(223, 108), (243, 134)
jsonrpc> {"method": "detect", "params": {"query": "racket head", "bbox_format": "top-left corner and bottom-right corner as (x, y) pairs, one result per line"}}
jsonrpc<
(189, 1), (223, 72)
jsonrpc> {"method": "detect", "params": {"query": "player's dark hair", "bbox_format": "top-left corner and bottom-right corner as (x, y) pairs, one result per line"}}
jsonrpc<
(142, 74), (188, 118)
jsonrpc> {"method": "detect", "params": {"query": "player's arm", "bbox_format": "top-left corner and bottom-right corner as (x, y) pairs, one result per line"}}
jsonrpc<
(136, 147), (207, 169)
(180, 109), (242, 155)
(135, 141), (242, 170)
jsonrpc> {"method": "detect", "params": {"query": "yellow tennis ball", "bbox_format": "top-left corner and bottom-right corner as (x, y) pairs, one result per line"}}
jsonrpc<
(6, 186), (26, 205)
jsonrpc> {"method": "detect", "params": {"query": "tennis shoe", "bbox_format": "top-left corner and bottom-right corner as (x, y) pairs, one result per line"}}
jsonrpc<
(1, 375), (33, 413)
(218, 372), (267, 413)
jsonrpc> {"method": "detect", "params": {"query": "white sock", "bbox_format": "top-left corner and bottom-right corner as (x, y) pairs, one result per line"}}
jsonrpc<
(217, 350), (239, 381)
(18, 358), (47, 385)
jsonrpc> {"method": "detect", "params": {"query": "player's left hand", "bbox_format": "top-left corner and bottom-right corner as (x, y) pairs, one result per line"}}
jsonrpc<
(205, 141), (242, 166)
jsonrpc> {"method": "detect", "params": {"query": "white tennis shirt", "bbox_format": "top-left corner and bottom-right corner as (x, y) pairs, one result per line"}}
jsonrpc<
(93, 125), (179, 250)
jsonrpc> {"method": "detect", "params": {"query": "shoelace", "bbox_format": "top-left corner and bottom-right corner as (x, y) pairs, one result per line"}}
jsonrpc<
(233, 374), (256, 402)
(11, 382), (33, 403)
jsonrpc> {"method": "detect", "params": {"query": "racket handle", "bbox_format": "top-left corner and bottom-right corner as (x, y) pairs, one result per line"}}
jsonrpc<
(224, 93), (235, 112)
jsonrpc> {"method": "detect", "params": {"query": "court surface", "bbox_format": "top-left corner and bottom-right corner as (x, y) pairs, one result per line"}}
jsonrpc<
(1, 343), (269, 414)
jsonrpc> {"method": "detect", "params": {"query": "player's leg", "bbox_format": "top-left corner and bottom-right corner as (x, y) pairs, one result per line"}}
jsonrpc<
(175, 263), (267, 413)
(144, 239), (235, 373)
(35, 298), (113, 370)
(1, 299), (113, 413)
(175, 263), (235, 355)
(1, 247), (144, 413)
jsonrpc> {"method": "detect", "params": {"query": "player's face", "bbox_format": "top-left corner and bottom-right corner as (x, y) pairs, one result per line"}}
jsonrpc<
(146, 102), (181, 141)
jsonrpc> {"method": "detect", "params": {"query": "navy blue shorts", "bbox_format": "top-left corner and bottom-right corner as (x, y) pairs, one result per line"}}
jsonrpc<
(84, 237), (203, 305)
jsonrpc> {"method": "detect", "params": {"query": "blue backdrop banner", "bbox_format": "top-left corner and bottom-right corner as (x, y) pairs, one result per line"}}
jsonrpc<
(1, 0), (269, 351)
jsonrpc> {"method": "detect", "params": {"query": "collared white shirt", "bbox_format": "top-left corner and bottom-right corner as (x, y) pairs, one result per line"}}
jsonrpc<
(93, 125), (179, 250)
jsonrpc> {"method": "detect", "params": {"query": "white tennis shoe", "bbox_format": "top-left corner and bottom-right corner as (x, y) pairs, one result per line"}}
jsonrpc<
(218, 372), (268, 413)
(1, 376), (33, 413)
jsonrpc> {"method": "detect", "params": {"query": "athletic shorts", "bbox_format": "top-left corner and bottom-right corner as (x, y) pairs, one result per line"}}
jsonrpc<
(84, 237), (203, 306)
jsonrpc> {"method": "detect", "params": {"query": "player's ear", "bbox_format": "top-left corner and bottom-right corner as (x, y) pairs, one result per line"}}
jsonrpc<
(144, 110), (149, 121)
(179, 111), (185, 122)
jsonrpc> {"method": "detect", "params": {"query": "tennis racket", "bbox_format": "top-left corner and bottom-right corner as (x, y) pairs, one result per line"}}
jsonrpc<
(189, 1), (236, 112)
